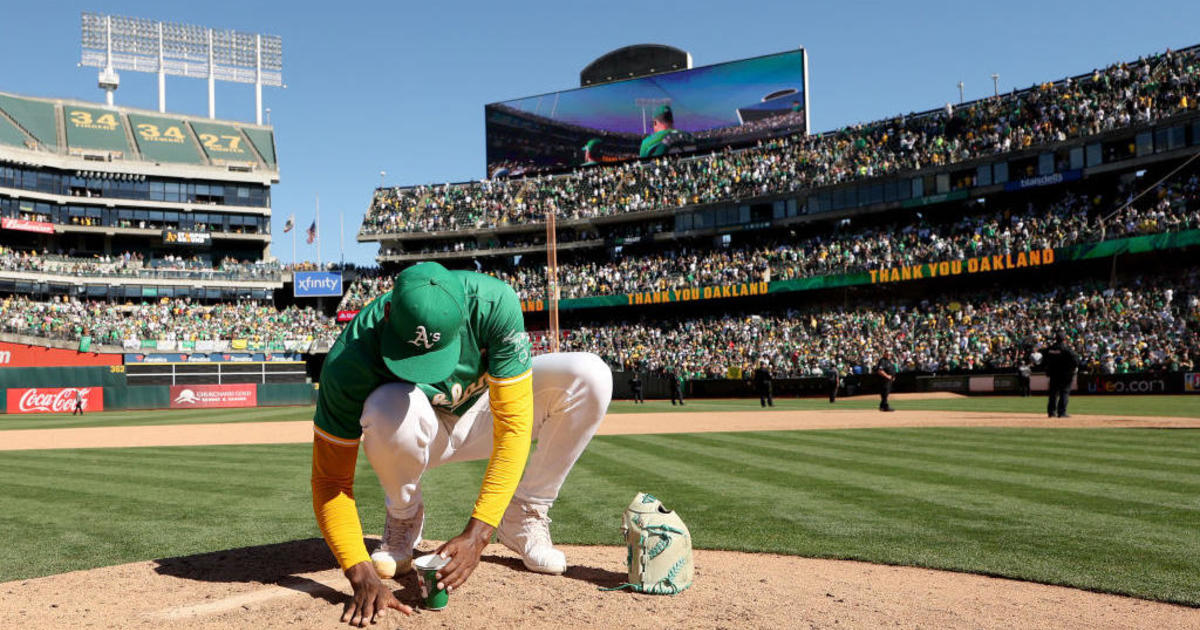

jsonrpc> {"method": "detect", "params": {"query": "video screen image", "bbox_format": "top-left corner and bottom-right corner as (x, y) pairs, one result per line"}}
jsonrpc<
(485, 49), (807, 177)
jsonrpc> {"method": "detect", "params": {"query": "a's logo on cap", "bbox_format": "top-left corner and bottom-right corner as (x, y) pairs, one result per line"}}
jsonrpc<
(407, 325), (441, 350)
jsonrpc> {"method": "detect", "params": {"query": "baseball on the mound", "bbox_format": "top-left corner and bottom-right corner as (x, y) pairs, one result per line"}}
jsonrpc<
(371, 553), (397, 579)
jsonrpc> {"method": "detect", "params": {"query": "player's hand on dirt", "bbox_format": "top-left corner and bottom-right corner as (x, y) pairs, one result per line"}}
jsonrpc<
(434, 517), (494, 592)
(343, 561), (411, 627)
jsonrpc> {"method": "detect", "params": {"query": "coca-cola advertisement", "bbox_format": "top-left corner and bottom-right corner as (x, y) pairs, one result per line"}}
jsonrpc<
(336, 310), (359, 323)
(6, 387), (104, 414)
(169, 384), (257, 409)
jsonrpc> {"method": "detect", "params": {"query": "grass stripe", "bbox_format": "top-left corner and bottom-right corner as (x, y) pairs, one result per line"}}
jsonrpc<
(1, 429), (1198, 606)
(746, 430), (1200, 492)
(670, 432), (1200, 532)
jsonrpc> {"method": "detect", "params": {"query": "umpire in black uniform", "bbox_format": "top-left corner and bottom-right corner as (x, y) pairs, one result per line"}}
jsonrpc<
(629, 372), (644, 404)
(825, 361), (841, 403)
(1040, 332), (1078, 418)
(753, 360), (774, 408)
(875, 350), (896, 412)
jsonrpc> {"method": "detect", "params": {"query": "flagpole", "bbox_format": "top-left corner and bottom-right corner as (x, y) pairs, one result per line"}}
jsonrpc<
(291, 226), (296, 266)
(339, 209), (344, 268)
(316, 193), (321, 268)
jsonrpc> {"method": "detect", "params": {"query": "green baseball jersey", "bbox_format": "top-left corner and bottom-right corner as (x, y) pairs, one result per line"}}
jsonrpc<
(314, 271), (532, 440)
(640, 129), (673, 158)
(639, 128), (694, 158)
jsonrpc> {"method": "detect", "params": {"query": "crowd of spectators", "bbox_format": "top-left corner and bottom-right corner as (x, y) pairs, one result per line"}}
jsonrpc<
(558, 272), (1200, 379)
(0, 248), (284, 282)
(361, 46), (1200, 235)
(500, 173), (1200, 299)
(338, 172), (1200, 305)
(0, 295), (339, 350)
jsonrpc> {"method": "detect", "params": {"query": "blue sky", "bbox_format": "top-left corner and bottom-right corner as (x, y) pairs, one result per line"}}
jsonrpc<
(1, 1), (1198, 266)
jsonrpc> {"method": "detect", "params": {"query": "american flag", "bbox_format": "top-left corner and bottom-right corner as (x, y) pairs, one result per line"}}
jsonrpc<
(305, 220), (317, 244)
(282, 215), (295, 233)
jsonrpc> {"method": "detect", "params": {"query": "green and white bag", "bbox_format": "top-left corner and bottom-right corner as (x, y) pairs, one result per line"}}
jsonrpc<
(611, 492), (693, 595)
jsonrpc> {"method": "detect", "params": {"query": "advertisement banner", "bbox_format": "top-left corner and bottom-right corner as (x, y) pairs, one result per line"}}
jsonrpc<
(163, 230), (212, 245)
(1, 217), (55, 234)
(1003, 169), (1082, 192)
(125, 352), (302, 364)
(293, 271), (343, 297)
(170, 384), (257, 409)
(6, 387), (104, 414)
(336, 310), (359, 323)
(231, 339), (248, 350)
(1081, 374), (1164, 395)
(0, 341), (121, 368)
(1185, 372), (1200, 393)
(155, 340), (176, 351)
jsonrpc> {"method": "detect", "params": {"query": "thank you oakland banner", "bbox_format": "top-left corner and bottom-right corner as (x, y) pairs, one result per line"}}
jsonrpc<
(868, 249), (1055, 284)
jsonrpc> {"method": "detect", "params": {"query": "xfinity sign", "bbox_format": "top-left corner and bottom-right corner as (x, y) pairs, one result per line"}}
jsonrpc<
(293, 272), (343, 297)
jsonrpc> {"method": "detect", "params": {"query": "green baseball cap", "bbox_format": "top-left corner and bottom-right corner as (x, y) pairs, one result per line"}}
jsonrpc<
(380, 262), (466, 383)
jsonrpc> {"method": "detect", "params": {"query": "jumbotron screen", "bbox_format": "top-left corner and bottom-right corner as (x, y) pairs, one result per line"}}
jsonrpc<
(484, 49), (808, 177)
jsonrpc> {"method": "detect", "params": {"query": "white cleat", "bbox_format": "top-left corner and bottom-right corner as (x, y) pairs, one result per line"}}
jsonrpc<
(496, 501), (567, 575)
(371, 504), (424, 579)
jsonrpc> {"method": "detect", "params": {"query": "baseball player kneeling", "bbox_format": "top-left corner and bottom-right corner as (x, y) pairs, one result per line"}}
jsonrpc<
(311, 262), (612, 626)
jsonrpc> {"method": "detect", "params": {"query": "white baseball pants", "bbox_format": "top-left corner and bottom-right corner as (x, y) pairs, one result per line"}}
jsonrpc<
(359, 352), (612, 521)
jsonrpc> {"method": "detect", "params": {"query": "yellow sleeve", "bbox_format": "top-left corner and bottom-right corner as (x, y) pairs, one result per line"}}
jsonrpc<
(471, 369), (534, 526)
(311, 426), (371, 571)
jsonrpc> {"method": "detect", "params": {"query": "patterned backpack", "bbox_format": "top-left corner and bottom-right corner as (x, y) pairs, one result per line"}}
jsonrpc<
(609, 492), (694, 595)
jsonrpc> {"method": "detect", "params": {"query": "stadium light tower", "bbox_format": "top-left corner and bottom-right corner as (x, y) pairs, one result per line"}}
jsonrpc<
(957, 81), (965, 104)
(991, 73), (999, 97)
(80, 12), (283, 123)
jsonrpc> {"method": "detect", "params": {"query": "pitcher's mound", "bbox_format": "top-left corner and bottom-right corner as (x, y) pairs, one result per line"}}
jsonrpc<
(3, 539), (1196, 629)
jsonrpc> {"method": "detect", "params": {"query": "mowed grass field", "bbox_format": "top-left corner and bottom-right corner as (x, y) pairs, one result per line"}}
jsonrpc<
(1, 394), (1197, 430)
(0, 401), (1198, 606)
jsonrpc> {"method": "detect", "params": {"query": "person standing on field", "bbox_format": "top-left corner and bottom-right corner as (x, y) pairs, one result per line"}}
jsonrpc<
(669, 368), (686, 406)
(1040, 332), (1078, 418)
(875, 351), (896, 412)
(825, 361), (841, 404)
(72, 389), (84, 416)
(753, 359), (774, 407)
(311, 262), (612, 627)
(629, 372), (644, 404)
(1017, 359), (1033, 397)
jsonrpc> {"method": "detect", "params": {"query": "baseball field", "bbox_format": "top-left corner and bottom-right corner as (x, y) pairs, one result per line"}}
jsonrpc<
(1, 394), (1198, 629)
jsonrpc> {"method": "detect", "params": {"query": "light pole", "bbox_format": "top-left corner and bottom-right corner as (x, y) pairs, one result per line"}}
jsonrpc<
(379, 170), (386, 188)
(957, 81), (965, 104)
(991, 74), (999, 97)
(264, 107), (271, 124)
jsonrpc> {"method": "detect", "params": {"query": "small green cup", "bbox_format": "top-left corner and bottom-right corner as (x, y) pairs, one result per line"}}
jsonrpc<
(413, 553), (450, 610)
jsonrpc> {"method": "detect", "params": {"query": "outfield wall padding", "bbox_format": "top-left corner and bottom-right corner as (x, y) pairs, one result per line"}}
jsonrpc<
(104, 385), (170, 411)
(256, 383), (317, 406)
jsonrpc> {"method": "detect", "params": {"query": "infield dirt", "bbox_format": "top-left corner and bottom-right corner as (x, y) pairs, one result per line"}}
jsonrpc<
(2, 403), (1198, 629)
